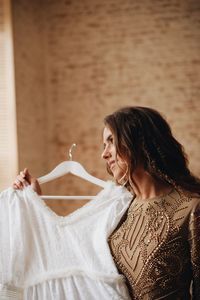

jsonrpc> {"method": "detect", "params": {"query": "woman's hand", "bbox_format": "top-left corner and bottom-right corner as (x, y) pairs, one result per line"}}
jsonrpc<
(13, 168), (42, 195)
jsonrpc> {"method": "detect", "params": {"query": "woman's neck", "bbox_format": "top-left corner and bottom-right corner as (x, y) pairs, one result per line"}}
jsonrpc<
(130, 168), (172, 200)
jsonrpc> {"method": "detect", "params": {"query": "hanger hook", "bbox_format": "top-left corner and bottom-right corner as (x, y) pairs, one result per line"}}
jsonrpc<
(69, 143), (77, 161)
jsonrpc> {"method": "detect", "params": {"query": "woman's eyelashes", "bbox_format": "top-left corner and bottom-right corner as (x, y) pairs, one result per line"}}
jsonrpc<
(103, 136), (114, 151)
(109, 136), (113, 144)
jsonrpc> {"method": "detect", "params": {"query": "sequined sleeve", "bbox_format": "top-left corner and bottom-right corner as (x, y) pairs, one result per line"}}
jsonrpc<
(188, 200), (200, 299)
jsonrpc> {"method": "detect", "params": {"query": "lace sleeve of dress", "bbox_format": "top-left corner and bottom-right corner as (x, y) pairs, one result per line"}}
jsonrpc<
(188, 199), (200, 299)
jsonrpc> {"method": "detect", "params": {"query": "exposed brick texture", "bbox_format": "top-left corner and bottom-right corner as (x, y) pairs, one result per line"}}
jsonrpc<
(11, 0), (200, 215)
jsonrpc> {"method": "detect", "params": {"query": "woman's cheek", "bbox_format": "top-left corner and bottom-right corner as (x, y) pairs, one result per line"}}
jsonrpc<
(113, 163), (127, 181)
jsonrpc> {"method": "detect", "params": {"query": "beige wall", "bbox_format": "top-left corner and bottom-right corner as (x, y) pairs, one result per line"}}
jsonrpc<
(11, 0), (200, 215)
(12, 0), (47, 176)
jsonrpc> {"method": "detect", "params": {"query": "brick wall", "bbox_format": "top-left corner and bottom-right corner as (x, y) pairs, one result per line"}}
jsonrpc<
(12, 0), (200, 215)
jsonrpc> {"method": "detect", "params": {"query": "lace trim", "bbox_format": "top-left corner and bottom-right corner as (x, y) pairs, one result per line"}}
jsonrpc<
(23, 268), (127, 288)
(0, 284), (23, 299)
(23, 181), (132, 225)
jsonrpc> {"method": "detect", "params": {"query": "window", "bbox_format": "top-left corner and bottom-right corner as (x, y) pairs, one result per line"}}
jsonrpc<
(0, 0), (18, 190)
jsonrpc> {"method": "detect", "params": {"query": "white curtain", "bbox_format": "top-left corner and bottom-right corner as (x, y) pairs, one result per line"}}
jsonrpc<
(0, 0), (18, 191)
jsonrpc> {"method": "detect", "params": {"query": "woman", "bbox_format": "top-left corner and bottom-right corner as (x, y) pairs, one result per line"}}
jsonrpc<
(14, 106), (200, 299)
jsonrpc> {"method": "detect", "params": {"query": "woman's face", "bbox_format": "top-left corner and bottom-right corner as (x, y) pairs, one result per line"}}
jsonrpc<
(101, 126), (127, 182)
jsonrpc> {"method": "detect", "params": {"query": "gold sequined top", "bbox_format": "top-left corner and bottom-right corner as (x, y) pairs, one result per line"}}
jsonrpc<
(108, 189), (200, 299)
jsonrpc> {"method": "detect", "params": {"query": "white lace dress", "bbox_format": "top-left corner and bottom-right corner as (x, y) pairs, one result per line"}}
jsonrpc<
(0, 181), (132, 299)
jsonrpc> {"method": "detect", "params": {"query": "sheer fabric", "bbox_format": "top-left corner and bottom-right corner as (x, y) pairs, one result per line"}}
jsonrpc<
(0, 182), (132, 299)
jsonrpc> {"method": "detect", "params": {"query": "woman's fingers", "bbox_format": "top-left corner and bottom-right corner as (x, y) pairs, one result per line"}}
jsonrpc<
(13, 181), (21, 189)
(16, 175), (25, 185)
(13, 171), (29, 189)
(23, 168), (32, 184)
(13, 183), (19, 189)
(12, 168), (42, 194)
(20, 171), (25, 178)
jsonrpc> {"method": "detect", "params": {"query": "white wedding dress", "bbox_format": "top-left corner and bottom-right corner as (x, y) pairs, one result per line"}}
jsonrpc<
(0, 181), (132, 299)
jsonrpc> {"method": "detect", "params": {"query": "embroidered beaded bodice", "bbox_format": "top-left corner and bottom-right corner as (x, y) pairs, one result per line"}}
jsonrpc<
(108, 189), (200, 299)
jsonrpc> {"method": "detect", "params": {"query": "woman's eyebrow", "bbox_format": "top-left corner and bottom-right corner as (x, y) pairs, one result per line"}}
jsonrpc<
(103, 134), (113, 149)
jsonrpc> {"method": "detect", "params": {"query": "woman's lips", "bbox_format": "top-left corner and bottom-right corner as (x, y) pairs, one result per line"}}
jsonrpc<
(109, 161), (115, 169)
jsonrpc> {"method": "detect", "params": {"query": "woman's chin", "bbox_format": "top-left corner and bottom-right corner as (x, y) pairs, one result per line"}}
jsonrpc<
(114, 174), (125, 183)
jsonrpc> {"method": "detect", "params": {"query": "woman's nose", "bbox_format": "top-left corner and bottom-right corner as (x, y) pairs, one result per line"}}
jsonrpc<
(101, 147), (111, 160)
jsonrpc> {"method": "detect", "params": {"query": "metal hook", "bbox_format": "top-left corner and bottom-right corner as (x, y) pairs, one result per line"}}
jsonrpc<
(68, 143), (77, 161)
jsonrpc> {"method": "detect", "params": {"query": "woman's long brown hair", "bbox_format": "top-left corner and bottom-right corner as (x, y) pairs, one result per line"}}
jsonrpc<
(104, 106), (200, 195)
